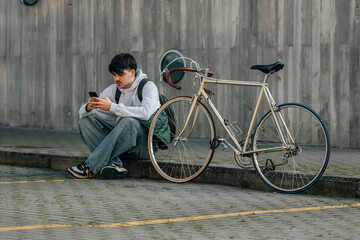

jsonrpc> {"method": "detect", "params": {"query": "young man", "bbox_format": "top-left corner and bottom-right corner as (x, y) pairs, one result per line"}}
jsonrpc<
(68, 53), (168, 179)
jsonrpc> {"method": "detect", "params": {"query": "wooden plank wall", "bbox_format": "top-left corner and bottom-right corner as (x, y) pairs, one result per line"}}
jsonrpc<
(0, 0), (359, 148)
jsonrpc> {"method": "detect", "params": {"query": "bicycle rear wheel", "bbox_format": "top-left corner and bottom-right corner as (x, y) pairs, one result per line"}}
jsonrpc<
(252, 103), (330, 193)
(148, 96), (216, 183)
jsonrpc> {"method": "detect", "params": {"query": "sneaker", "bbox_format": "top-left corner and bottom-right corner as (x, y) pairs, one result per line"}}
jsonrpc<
(100, 163), (128, 179)
(67, 162), (96, 179)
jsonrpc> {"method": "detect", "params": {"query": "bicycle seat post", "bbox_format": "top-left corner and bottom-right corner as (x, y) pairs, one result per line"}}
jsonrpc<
(262, 74), (269, 84)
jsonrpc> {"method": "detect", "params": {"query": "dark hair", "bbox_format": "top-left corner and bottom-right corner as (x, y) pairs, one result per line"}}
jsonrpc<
(108, 53), (137, 74)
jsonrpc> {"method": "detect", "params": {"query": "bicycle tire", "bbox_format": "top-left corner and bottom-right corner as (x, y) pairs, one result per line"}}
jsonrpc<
(148, 96), (216, 183)
(252, 103), (330, 193)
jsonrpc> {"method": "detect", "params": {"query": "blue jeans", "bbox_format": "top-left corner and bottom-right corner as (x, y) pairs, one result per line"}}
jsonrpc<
(78, 115), (149, 174)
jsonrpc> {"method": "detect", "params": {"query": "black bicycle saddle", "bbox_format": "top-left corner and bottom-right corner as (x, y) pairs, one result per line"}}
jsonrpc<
(250, 62), (284, 74)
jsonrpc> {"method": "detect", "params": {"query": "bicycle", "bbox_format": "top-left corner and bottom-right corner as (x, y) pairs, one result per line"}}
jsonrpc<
(147, 58), (330, 194)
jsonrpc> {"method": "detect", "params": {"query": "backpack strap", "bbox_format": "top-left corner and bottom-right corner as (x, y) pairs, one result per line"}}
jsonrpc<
(115, 88), (121, 104)
(137, 78), (149, 102)
(115, 78), (149, 104)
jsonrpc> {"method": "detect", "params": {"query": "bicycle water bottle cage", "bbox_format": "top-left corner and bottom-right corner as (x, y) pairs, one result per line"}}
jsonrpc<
(250, 62), (284, 74)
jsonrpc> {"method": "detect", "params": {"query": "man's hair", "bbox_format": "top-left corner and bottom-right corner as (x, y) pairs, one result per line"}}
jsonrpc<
(108, 53), (137, 74)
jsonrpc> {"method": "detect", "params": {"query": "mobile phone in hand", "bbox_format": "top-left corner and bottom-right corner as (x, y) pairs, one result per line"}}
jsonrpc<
(89, 91), (98, 97)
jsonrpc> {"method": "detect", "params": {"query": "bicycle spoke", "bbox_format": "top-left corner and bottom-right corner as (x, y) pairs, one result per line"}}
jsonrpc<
(148, 97), (215, 183)
(252, 104), (329, 193)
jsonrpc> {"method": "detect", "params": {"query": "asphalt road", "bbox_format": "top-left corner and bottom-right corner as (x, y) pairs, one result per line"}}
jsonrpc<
(1, 164), (360, 240)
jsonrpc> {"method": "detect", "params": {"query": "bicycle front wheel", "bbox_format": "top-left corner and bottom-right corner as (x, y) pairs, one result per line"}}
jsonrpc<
(148, 96), (216, 183)
(252, 103), (330, 193)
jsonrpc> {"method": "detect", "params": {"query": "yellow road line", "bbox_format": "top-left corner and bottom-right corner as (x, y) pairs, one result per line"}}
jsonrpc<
(0, 224), (73, 232)
(1, 203), (360, 232)
(0, 179), (90, 184)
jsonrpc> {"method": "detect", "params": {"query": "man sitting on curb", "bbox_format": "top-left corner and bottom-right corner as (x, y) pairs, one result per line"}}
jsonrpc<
(68, 53), (169, 179)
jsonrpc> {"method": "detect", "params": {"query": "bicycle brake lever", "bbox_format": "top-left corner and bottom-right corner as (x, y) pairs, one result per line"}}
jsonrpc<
(193, 76), (199, 87)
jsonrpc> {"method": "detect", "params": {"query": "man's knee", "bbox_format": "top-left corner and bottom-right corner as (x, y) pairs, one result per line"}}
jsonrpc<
(113, 117), (145, 138)
(78, 115), (95, 127)
(78, 117), (88, 130)
(78, 116), (87, 126)
(78, 115), (98, 135)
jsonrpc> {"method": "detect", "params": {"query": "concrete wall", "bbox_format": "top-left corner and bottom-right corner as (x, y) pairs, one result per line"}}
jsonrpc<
(1, 0), (359, 148)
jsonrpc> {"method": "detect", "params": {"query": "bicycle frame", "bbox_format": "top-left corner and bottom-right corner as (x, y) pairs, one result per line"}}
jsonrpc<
(178, 72), (293, 156)
(155, 59), (329, 192)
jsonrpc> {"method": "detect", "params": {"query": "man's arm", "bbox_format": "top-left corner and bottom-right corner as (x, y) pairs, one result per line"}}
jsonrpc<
(109, 81), (161, 120)
(78, 85), (116, 118)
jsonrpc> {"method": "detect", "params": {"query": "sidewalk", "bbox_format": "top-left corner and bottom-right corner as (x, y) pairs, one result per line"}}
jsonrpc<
(0, 126), (359, 197)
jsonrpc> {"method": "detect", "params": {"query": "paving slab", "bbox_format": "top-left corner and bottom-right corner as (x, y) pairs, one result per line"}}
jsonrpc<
(1, 164), (360, 240)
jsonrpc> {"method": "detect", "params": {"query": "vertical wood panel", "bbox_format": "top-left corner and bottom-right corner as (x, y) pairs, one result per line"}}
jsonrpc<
(311, 0), (321, 113)
(0, 58), (8, 124)
(349, 0), (360, 148)
(0, 1), (7, 58)
(1, 0), (359, 148)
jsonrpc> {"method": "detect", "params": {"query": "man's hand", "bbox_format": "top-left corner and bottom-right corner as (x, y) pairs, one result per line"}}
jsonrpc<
(87, 97), (112, 111)
(86, 97), (98, 112)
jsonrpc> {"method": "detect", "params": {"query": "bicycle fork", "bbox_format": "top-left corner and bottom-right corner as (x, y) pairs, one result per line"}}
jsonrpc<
(176, 73), (209, 142)
(175, 95), (202, 144)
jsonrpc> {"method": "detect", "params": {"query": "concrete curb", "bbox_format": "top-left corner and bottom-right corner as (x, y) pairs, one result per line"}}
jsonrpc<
(1, 150), (359, 198)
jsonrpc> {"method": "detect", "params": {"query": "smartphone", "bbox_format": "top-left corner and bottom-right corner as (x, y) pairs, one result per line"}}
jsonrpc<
(89, 91), (98, 98)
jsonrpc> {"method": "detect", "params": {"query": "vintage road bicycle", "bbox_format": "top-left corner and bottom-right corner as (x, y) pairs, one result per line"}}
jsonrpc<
(147, 58), (330, 193)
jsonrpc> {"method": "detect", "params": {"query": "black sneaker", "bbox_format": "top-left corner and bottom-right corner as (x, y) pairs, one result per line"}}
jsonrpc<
(100, 164), (128, 179)
(67, 162), (96, 179)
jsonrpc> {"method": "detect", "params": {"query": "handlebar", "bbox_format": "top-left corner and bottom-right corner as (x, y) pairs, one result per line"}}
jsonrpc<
(164, 67), (215, 95)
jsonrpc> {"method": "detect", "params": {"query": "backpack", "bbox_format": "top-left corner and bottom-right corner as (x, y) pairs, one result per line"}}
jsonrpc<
(115, 78), (176, 143)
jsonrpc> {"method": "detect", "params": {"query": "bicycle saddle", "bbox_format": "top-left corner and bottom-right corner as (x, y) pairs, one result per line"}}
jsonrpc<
(250, 62), (284, 74)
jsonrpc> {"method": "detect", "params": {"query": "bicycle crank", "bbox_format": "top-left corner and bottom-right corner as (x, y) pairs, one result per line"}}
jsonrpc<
(234, 140), (253, 169)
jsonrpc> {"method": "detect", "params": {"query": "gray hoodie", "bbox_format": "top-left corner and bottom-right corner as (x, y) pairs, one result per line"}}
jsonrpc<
(79, 69), (161, 124)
